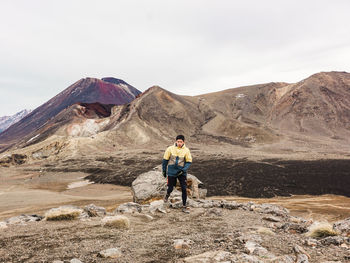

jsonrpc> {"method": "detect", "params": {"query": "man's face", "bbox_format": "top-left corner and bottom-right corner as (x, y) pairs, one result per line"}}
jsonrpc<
(176, 139), (184, 148)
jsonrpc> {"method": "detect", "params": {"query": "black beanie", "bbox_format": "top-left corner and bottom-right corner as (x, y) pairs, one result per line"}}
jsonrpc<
(176, 135), (185, 141)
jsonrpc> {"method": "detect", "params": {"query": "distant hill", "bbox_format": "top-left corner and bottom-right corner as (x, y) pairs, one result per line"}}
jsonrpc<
(0, 109), (32, 133)
(0, 77), (141, 151)
(2, 71), (350, 156)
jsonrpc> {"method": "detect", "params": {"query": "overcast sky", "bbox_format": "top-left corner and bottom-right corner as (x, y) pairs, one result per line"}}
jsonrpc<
(1, 0), (350, 116)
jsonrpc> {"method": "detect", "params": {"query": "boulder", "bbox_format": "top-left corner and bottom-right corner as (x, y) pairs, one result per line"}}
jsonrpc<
(0, 221), (8, 229)
(131, 170), (206, 204)
(131, 171), (167, 204)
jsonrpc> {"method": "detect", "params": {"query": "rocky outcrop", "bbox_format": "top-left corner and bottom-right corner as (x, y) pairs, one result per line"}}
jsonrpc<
(0, 153), (27, 167)
(131, 170), (207, 204)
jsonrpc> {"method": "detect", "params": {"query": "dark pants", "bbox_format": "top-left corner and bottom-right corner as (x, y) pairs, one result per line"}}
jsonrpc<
(167, 174), (187, 206)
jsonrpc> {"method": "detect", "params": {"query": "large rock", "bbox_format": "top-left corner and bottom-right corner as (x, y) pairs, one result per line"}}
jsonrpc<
(131, 171), (167, 204)
(131, 170), (207, 204)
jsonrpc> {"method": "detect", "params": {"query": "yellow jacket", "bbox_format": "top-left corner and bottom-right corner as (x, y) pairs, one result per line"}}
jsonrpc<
(162, 144), (192, 176)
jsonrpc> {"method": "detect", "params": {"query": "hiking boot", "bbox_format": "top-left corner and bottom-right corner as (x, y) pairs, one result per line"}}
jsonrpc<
(163, 194), (169, 203)
(182, 206), (190, 214)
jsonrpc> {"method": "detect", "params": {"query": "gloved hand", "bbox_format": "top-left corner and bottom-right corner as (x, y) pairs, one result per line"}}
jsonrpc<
(162, 170), (167, 178)
(176, 170), (184, 176)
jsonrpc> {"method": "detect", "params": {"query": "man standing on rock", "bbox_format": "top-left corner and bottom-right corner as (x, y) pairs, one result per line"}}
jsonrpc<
(162, 135), (192, 213)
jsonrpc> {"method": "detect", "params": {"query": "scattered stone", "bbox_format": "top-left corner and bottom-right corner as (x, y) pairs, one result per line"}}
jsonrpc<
(205, 208), (223, 216)
(222, 201), (240, 210)
(84, 204), (106, 217)
(289, 216), (308, 224)
(263, 215), (281, 222)
(295, 254), (309, 263)
(320, 236), (346, 246)
(102, 215), (130, 229)
(340, 243), (348, 249)
(236, 253), (263, 263)
(115, 202), (142, 214)
(268, 255), (294, 263)
(304, 238), (319, 247)
(186, 198), (200, 208)
(293, 245), (311, 260)
(45, 206), (83, 221)
(5, 214), (43, 225)
(181, 250), (232, 262)
(98, 248), (122, 258)
(334, 217), (350, 235)
(149, 200), (167, 214)
(258, 204), (289, 217)
(282, 223), (308, 234)
(132, 213), (154, 222)
(257, 227), (275, 235)
(244, 241), (275, 258)
(170, 201), (183, 209)
(173, 239), (192, 250)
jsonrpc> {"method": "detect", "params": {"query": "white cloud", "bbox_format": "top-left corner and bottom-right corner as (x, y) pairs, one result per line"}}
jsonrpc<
(0, 0), (350, 115)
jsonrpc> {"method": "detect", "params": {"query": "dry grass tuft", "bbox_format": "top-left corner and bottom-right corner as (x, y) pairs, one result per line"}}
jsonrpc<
(306, 221), (339, 238)
(102, 215), (130, 229)
(45, 206), (82, 221)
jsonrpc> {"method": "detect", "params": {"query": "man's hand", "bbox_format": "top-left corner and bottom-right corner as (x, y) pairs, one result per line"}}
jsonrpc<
(176, 170), (184, 176)
(162, 170), (167, 178)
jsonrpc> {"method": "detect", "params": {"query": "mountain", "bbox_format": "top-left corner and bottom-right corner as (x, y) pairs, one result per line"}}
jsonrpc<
(0, 77), (141, 151)
(0, 109), (32, 133)
(2, 71), (350, 156)
(99, 72), (350, 146)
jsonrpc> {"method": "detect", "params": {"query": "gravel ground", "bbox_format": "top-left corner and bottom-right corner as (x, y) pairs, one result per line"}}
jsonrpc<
(1, 204), (349, 263)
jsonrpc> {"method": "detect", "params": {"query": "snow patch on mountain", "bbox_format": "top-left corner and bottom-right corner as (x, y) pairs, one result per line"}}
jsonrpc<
(0, 109), (32, 133)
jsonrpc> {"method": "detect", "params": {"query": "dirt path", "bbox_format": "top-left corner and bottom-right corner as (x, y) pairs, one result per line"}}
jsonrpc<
(0, 167), (132, 220)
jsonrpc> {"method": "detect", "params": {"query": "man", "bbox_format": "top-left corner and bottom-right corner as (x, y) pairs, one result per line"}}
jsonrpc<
(162, 135), (192, 213)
